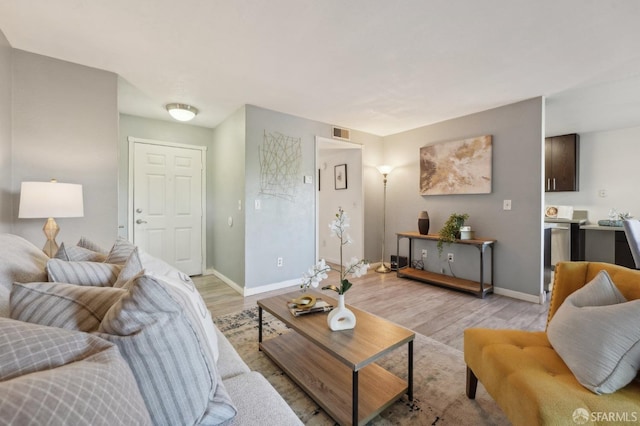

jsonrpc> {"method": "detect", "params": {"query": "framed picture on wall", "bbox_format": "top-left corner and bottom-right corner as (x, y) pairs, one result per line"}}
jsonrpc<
(334, 164), (347, 190)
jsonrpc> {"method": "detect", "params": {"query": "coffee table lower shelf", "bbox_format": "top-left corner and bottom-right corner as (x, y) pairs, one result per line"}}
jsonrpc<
(260, 331), (408, 426)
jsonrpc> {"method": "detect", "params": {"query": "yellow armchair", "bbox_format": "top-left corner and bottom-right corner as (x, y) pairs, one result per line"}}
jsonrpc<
(464, 262), (640, 425)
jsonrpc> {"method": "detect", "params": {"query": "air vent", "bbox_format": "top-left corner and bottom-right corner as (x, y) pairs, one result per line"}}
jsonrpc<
(332, 126), (351, 141)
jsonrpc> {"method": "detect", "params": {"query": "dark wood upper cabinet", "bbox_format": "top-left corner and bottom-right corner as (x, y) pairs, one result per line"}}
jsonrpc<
(545, 133), (579, 192)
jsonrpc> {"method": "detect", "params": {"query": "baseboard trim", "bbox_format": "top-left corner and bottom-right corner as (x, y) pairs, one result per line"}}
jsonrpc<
(493, 286), (544, 304)
(206, 268), (301, 297)
(243, 278), (301, 296)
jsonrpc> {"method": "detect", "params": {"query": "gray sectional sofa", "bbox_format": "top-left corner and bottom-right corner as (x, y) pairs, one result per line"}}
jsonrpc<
(0, 233), (301, 425)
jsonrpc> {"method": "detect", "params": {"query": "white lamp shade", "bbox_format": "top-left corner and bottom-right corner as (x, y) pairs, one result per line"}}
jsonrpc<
(166, 103), (198, 121)
(377, 165), (394, 175)
(19, 181), (84, 218)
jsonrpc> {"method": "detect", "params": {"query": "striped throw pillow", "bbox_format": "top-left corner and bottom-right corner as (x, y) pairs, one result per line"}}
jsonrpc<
(77, 236), (108, 254)
(54, 242), (107, 262)
(97, 273), (235, 425)
(104, 237), (136, 265)
(46, 259), (122, 286)
(10, 282), (125, 331)
(114, 247), (194, 289)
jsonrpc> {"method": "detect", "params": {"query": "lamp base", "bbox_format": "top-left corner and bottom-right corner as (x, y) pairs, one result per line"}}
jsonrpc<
(376, 262), (392, 274)
(42, 217), (59, 258)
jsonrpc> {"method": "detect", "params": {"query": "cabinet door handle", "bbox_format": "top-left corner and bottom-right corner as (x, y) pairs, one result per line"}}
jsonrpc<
(553, 178), (556, 191)
(547, 178), (550, 191)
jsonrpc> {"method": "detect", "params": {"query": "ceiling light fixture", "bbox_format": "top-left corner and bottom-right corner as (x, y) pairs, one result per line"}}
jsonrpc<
(165, 103), (199, 122)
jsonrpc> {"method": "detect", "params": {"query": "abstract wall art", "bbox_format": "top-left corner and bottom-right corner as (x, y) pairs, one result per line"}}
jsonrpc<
(259, 131), (302, 201)
(419, 135), (492, 195)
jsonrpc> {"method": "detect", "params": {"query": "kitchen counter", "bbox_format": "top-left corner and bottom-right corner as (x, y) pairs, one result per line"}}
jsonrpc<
(544, 218), (587, 224)
(580, 224), (623, 231)
(579, 225), (634, 268)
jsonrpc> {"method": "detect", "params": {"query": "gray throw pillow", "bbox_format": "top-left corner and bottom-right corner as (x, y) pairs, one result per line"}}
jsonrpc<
(103, 237), (136, 265)
(77, 236), (108, 254)
(46, 258), (122, 286)
(96, 273), (233, 425)
(547, 270), (640, 394)
(54, 242), (107, 262)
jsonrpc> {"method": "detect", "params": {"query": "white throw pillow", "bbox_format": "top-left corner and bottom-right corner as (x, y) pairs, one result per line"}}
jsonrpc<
(547, 270), (640, 394)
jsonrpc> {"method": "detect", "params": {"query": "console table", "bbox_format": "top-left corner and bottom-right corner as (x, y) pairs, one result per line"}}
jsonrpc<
(396, 232), (495, 298)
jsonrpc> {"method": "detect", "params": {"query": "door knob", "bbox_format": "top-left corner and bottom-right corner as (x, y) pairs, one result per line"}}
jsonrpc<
(136, 219), (147, 224)
(136, 208), (143, 213)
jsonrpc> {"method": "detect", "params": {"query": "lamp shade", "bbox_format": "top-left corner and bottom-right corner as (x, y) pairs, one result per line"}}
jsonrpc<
(166, 103), (198, 121)
(19, 181), (84, 218)
(376, 165), (394, 175)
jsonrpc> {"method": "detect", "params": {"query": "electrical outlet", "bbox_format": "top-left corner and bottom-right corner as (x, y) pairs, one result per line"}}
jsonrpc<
(503, 199), (512, 210)
(255, 199), (261, 210)
(421, 249), (428, 259)
(447, 253), (454, 262)
(277, 257), (283, 267)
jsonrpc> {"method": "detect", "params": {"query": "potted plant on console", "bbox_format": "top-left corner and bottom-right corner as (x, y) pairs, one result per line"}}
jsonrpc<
(437, 212), (469, 255)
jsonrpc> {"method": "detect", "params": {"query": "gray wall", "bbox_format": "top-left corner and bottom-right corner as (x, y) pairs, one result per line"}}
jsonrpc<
(117, 114), (214, 244)
(11, 50), (119, 249)
(383, 97), (544, 297)
(0, 29), (11, 232)
(210, 106), (246, 284)
(209, 107), (384, 292)
(244, 105), (330, 290)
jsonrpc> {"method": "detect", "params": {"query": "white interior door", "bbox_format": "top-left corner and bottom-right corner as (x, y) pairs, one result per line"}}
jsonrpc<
(131, 140), (204, 275)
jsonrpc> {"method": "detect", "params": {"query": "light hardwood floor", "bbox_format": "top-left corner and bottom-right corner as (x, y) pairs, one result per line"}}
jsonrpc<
(194, 268), (549, 352)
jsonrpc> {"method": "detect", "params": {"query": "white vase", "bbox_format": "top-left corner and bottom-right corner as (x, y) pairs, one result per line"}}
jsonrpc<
(327, 294), (356, 331)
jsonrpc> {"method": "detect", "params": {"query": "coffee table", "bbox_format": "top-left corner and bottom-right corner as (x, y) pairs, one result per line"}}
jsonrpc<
(257, 291), (415, 426)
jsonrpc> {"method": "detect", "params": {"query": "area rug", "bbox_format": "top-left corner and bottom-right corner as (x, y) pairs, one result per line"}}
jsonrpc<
(213, 308), (509, 425)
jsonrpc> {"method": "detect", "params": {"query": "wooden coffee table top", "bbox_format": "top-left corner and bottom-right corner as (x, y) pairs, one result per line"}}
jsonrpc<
(257, 290), (415, 371)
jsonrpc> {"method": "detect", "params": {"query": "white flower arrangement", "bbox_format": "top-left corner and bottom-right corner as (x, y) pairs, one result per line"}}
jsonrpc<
(301, 208), (369, 294)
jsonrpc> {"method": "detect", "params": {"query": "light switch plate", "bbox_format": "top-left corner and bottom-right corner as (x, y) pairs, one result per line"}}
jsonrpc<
(503, 200), (512, 210)
(303, 175), (312, 184)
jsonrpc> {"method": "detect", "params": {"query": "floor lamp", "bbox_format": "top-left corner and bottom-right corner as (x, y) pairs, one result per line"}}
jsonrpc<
(376, 165), (394, 273)
(18, 180), (84, 257)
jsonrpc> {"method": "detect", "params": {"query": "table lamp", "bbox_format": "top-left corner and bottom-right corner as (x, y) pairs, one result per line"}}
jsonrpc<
(18, 180), (84, 257)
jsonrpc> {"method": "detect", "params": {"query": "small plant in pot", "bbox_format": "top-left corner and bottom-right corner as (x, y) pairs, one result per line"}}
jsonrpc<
(437, 213), (469, 255)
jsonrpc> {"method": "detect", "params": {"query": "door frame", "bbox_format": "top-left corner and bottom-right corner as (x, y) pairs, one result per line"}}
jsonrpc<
(127, 136), (207, 274)
(315, 136), (364, 262)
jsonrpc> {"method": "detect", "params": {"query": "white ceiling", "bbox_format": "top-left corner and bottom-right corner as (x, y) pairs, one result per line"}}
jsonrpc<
(1, 0), (640, 136)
